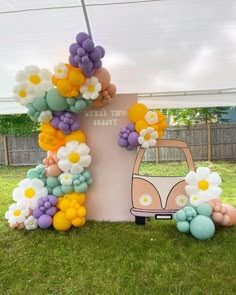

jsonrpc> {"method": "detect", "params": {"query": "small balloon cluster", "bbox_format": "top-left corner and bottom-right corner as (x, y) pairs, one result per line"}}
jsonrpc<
(5, 32), (116, 231)
(174, 167), (236, 240)
(118, 103), (168, 150)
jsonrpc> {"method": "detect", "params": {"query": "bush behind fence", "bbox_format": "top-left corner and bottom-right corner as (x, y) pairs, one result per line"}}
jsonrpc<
(0, 123), (236, 166)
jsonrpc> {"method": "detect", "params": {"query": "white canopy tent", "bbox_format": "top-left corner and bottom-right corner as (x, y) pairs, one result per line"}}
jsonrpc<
(1, 0), (236, 113)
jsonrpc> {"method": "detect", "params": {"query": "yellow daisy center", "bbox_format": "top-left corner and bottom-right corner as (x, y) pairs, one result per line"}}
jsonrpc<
(13, 209), (21, 216)
(19, 90), (27, 97)
(29, 74), (41, 84)
(88, 84), (95, 93)
(150, 113), (155, 118)
(68, 152), (80, 163)
(198, 180), (209, 191)
(143, 197), (148, 203)
(193, 196), (198, 201)
(180, 198), (185, 203)
(25, 187), (35, 198)
(144, 134), (151, 140)
(64, 175), (69, 180)
(57, 68), (62, 73)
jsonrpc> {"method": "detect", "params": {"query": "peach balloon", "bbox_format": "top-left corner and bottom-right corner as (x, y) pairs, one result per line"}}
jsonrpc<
(94, 67), (111, 90)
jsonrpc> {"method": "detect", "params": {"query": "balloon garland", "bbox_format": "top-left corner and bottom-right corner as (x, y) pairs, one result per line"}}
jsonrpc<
(5, 32), (117, 231)
(118, 103), (168, 150)
(174, 167), (236, 240)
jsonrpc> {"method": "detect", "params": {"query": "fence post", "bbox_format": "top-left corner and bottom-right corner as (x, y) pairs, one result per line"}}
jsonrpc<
(3, 135), (10, 166)
(207, 123), (212, 161)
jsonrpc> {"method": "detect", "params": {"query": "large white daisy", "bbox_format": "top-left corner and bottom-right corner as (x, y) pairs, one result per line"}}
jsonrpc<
(138, 127), (158, 148)
(15, 65), (53, 93)
(13, 82), (35, 106)
(13, 178), (48, 209)
(80, 77), (101, 100)
(57, 141), (92, 174)
(185, 167), (222, 202)
(5, 202), (30, 226)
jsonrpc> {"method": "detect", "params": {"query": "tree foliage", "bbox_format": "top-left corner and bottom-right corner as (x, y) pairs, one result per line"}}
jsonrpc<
(168, 107), (232, 126)
(0, 114), (39, 136)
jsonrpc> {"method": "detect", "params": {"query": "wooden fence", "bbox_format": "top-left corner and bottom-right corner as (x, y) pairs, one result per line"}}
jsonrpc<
(0, 123), (236, 166)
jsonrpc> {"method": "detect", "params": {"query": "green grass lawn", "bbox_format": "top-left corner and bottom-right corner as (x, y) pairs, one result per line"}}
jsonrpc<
(0, 163), (236, 295)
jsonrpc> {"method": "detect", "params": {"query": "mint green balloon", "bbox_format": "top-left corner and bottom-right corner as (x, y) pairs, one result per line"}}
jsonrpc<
(46, 176), (60, 188)
(27, 169), (39, 179)
(197, 203), (212, 217)
(177, 221), (190, 233)
(32, 97), (48, 111)
(52, 185), (64, 197)
(61, 185), (74, 194)
(74, 183), (88, 193)
(46, 88), (68, 111)
(190, 215), (215, 240)
(174, 210), (186, 221)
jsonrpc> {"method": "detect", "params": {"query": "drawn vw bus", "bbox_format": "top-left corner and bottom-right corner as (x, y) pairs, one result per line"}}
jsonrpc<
(130, 139), (195, 225)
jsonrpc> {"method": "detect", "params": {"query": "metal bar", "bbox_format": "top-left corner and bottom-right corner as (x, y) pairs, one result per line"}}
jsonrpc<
(81, 0), (93, 39)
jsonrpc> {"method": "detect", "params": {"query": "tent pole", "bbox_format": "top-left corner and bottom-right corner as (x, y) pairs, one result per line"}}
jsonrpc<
(81, 0), (93, 39)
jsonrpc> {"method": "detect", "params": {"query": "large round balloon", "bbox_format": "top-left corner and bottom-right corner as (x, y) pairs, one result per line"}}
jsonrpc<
(128, 103), (148, 123)
(46, 88), (68, 111)
(93, 67), (111, 90)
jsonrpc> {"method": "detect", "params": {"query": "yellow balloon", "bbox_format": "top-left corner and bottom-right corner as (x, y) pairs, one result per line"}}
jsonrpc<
(69, 69), (85, 86)
(128, 103), (148, 123)
(71, 217), (82, 227)
(65, 130), (86, 143)
(65, 208), (77, 220)
(53, 211), (71, 231)
(57, 79), (72, 97)
(135, 120), (148, 133)
(78, 206), (86, 217)
(60, 199), (71, 212)
(66, 192), (85, 205)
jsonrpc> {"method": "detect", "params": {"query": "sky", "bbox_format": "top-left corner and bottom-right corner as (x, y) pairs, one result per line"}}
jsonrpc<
(1, 0), (236, 97)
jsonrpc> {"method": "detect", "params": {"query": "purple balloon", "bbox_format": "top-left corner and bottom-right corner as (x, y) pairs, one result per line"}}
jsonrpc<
(51, 117), (60, 129)
(81, 55), (90, 64)
(38, 199), (44, 207)
(38, 214), (52, 229)
(69, 55), (78, 67)
(71, 121), (80, 131)
(97, 45), (105, 58)
(128, 132), (139, 146)
(77, 47), (85, 57)
(45, 207), (57, 217)
(48, 195), (58, 206)
(127, 144), (135, 150)
(76, 32), (89, 45)
(33, 207), (44, 219)
(59, 122), (69, 131)
(118, 138), (128, 147)
(93, 60), (102, 70)
(90, 48), (102, 62)
(82, 39), (94, 52)
(69, 43), (79, 55)
(44, 202), (51, 209)
(127, 123), (135, 132)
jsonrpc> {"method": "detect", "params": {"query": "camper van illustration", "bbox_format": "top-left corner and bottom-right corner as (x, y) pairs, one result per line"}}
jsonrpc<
(130, 139), (195, 225)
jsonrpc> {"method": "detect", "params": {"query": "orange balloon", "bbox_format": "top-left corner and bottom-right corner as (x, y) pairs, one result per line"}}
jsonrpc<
(65, 130), (86, 143)
(53, 211), (71, 231)
(135, 120), (148, 132)
(128, 103), (148, 123)
(106, 83), (117, 97)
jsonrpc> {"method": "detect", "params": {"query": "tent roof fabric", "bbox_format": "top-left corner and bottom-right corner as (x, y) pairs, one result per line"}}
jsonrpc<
(1, 0), (236, 113)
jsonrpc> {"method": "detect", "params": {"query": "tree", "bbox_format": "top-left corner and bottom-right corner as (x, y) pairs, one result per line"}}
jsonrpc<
(0, 114), (39, 136)
(168, 107), (232, 126)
